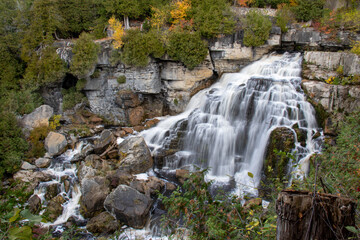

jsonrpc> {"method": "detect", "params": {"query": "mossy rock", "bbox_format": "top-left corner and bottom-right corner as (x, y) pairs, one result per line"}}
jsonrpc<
(263, 127), (295, 180)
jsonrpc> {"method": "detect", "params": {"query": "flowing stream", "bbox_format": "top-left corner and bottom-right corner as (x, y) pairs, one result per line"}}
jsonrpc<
(142, 52), (322, 196)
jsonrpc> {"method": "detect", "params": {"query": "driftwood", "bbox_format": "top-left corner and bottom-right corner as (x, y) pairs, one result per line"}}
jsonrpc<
(276, 190), (356, 240)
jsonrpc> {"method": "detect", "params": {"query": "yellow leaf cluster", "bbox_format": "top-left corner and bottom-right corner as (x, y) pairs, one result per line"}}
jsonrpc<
(289, 0), (298, 6)
(108, 16), (124, 49)
(170, 0), (191, 25)
(151, 6), (168, 30)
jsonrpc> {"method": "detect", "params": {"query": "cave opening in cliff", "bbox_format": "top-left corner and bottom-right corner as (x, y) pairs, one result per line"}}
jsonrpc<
(62, 73), (78, 90)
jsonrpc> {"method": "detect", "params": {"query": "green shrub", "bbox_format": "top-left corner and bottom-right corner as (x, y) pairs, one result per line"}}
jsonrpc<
(248, 0), (290, 8)
(243, 10), (272, 47)
(167, 30), (208, 70)
(26, 125), (49, 159)
(23, 46), (67, 88)
(160, 169), (277, 239)
(276, 5), (295, 33)
(351, 41), (360, 56)
(1, 89), (42, 115)
(121, 29), (165, 67)
(191, 0), (235, 38)
(117, 75), (126, 84)
(0, 112), (28, 178)
(70, 32), (100, 78)
(75, 78), (87, 91)
(62, 87), (87, 111)
(291, 0), (325, 22)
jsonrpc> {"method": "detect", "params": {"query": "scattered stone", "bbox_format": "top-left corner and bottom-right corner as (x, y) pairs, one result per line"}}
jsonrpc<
(106, 169), (133, 189)
(28, 195), (42, 214)
(117, 136), (153, 174)
(144, 119), (160, 129)
(21, 161), (36, 170)
(90, 116), (103, 124)
(21, 105), (54, 130)
(44, 132), (67, 157)
(13, 170), (53, 191)
(86, 212), (120, 234)
(106, 149), (119, 159)
(133, 126), (145, 132)
(122, 127), (134, 134)
(93, 130), (115, 154)
(104, 185), (152, 229)
(35, 158), (52, 168)
(166, 182), (177, 191)
(176, 169), (190, 184)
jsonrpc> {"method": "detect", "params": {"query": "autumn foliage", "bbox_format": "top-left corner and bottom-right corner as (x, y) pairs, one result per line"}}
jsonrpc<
(109, 16), (125, 49)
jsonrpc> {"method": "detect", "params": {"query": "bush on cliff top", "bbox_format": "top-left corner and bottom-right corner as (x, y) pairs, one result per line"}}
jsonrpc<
(243, 10), (272, 47)
(167, 30), (208, 70)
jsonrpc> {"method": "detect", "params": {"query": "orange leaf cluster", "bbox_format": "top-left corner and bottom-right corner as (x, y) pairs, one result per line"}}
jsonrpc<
(108, 16), (124, 49)
(170, 0), (191, 25)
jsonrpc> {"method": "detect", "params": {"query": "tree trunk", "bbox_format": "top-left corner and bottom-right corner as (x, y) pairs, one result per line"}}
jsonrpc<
(276, 190), (356, 240)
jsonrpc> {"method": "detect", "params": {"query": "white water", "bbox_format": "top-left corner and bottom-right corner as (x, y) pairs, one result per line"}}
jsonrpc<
(142, 53), (322, 196)
(34, 142), (85, 226)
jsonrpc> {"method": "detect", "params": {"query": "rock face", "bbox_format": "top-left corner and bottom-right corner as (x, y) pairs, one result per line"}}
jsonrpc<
(104, 185), (152, 229)
(303, 51), (360, 80)
(118, 136), (153, 174)
(302, 80), (360, 134)
(21, 105), (54, 130)
(44, 132), (67, 156)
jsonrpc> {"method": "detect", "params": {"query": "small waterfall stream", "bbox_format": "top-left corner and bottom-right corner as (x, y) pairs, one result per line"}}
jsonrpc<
(142, 52), (322, 196)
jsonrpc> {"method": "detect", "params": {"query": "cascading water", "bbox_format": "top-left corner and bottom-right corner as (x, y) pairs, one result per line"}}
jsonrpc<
(33, 142), (85, 227)
(142, 52), (322, 196)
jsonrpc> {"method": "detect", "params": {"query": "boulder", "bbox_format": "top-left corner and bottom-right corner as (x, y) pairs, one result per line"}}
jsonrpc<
(118, 136), (153, 174)
(176, 169), (190, 184)
(45, 183), (60, 201)
(93, 130), (115, 154)
(44, 132), (67, 157)
(21, 105), (54, 130)
(21, 161), (36, 170)
(13, 170), (53, 191)
(35, 158), (52, 168)
(106, 169), (133, 189)
(80, 177), (109, 218)
(28, 195), (42, 214)
(86, 211), (120, 234)
(128, 106), (145, 126)
(264, 127), (295, 180)
(104, 185), (152, 228)
(44, 195), (65, 221)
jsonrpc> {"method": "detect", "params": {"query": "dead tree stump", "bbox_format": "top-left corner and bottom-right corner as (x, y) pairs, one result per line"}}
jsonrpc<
(276, 190), (356, 240)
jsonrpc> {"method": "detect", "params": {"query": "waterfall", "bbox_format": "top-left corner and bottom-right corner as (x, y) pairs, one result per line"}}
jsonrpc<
(142, 52), (322, 196)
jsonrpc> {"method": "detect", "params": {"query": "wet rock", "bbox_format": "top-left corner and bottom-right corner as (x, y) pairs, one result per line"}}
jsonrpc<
(44, 132), (67, 157)
(133, 126), (145, 132)
(86, 212), (120, 234)
(106, 169), (133, 189)
(21, 105), (54, 130)
(13, 170), (53, 191)
(122, 127), (134, 134)
(80, 176), (109, 218)
(176, 169), (190, 184)
(166, 182), (177, 191)
(117, 136), (153, 174)
(28, 195), (42, 214)
(45, 183), (61, 201)
(104, 185), (152, 229)
(264, 127), (295, 180)
(21, 161), (36, 170)
(35, 158), (52, 168)
(93, 130), (115, 154)
(44, 195), (65, 221)
(129, 106), (145, 126)
(144, 118), (160, 129)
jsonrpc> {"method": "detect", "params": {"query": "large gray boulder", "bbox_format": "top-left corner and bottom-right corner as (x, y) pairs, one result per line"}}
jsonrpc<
(104, 185), (152, 228)
(93, 130), (115, 154)
(21, 105), (54, 130)
(80, 177), (109, 218)
(44, 132), (67, 157)
(118, 136), (153, 174)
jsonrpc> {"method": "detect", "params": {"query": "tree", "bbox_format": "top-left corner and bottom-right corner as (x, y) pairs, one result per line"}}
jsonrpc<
(170, 0), (191, 26)
(108, 16), (124, 49)
(103, 0), (144, 29)
(70, 32), (100, 78)
(190, 0), (235, 38)
(167, 30), (208, 69)
(242, 10), (272, 47)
